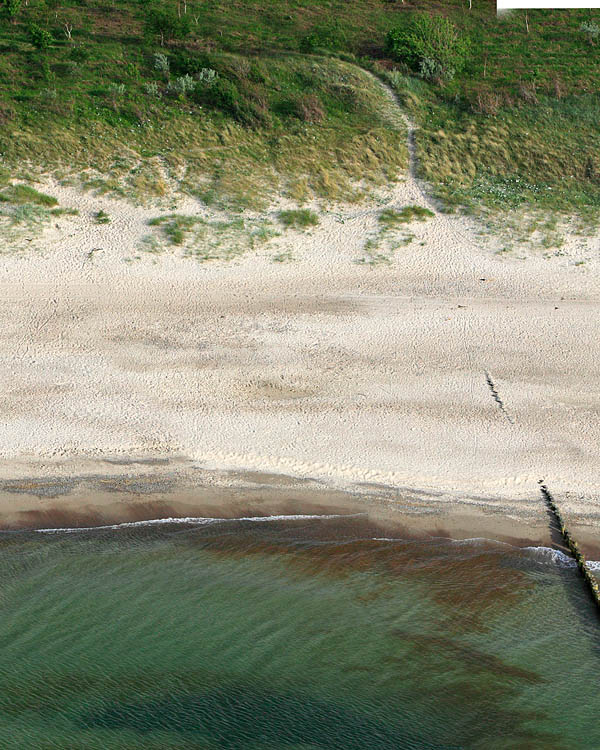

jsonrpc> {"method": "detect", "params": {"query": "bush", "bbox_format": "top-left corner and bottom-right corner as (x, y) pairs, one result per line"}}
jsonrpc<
(201, 77), (241, 116)
(69, 44), (89, 62)
(145, 8), (191, 47)
(386, 13), (469, 81)
(580, 21), (600, 45)
(153, 52), (170, 76)
(143, 81), (160, 97)
(107, 82), (125, 97)
(1, 0), (22, 22)
(194, 76), (268, 126)
(168, 74), (196, 96)
(198, 68), (218, 85)
(28, 24), (53, 50)
(419, 56), (452, 83)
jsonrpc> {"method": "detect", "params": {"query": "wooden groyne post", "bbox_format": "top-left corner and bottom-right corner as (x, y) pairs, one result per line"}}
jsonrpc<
(539, 481), (600, 608)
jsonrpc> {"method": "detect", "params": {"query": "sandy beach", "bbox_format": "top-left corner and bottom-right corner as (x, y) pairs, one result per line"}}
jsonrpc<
(1, 108), (599, 541)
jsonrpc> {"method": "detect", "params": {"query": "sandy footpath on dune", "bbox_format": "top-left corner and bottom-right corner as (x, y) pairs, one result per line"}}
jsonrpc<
(1, 95), (599, 539)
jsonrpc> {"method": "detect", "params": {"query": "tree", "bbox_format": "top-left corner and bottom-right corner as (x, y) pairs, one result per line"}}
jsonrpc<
(386, 13), (469, 81)
(1, 0), (22, 24)
(145, 6), (191, 46)
(28, 24), (53, 50)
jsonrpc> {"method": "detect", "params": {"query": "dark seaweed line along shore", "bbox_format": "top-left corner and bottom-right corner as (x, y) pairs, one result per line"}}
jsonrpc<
(539, 481), (600, 609)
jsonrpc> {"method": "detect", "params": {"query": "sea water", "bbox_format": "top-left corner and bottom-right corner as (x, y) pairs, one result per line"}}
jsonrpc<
(0, 513), (598, 749)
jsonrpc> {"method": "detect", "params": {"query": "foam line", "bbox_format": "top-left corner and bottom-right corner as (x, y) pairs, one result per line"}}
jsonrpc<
(33, 513), (367, 534)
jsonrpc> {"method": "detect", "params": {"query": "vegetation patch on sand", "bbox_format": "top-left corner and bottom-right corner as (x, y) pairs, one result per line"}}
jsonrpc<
(278, 209), (320, 229)
(143, 213), (279, 261)
(356, 204), (432, 266)
(379, 205), (434, 226)
(0, 183), (65, 244)
(0, 185), (57, 207)
(93, 209), (111, 224)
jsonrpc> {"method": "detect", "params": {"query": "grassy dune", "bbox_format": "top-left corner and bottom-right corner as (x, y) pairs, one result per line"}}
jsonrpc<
(1, 0), (600, 217)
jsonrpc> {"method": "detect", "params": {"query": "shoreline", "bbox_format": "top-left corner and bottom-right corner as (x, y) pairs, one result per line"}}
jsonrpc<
(1, 460), (599, 558)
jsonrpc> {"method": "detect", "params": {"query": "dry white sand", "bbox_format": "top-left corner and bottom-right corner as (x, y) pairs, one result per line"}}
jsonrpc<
(1, 100), (599, 529)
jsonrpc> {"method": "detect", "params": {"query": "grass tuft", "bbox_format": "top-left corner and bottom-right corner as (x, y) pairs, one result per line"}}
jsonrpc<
(379, 206), (434, 225)
(278, 209), (320, 229)
(0, 185), (58, 207)
(94, 210), (111, 224)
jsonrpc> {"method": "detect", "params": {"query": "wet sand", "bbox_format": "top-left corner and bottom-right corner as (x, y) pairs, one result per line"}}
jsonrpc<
(1, 460), (599, 559)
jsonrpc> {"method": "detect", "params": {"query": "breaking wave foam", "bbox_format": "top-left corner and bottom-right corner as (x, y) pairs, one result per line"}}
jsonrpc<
(33, 513), (366, 534)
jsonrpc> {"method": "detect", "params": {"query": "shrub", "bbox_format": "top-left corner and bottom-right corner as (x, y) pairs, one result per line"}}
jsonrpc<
(198, 68), (218, 85)
(143, 81), (160, 97)
(94, 209), (110, 224)
(419, 56), (453, 83)
(28, 24), (53, 50)
(69, 44), (89, 62)
(145, 7), (191, 47)
(1, 0), (22, 23)
(169, 51), (212, 77)
(202, 77), (240, 116)
(386, 13), (469, 81)
(278, 209), (320, 228)
(153, 52), (170, 76)
(108, 82), (125, 97)
(580, 21), (600, 45)
(168, 74), (196, 96)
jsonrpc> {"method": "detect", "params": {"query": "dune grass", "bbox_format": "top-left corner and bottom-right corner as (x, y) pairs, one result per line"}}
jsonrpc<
(1, 0), (600, 221)
(278, 209), (320, 229)
(0, 185), (58, 207)
(93, 209), (111, 224)
(148, 214), (204, 245)
(144, 213), (278, 260)
(379, 206), (434, 226)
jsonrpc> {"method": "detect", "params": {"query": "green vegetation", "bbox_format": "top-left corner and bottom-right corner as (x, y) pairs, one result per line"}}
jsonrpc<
(50, 206), (78, 216)
(148, 213), (203, 245)
(278, 209), (320, 229)
(0, 184), (57, 206)
(357, 204), (431, 266)
(379, 205), (434, 226)
(143, 214), (278, 260)
(386, 13), (469, 82)
(93, 209), (111, 224)
(1, 0), (600, 221)
(0, 183), (61, 242)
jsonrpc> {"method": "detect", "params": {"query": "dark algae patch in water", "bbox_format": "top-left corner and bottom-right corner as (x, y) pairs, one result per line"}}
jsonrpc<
(0, 515), (598, 749)
(79, 686), (431, 748)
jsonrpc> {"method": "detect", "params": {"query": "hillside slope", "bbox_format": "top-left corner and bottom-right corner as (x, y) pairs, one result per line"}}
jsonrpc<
(1, 0), (600, 219)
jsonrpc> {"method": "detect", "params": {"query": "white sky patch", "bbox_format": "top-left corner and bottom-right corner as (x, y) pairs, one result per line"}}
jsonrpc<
(499, 0), (600, 7)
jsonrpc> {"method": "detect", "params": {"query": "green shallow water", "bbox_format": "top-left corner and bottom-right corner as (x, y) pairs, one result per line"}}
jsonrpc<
(0, 514), (599, 749)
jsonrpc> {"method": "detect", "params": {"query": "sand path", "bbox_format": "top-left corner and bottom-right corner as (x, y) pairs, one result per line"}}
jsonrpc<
(1, 73), (599, 525)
